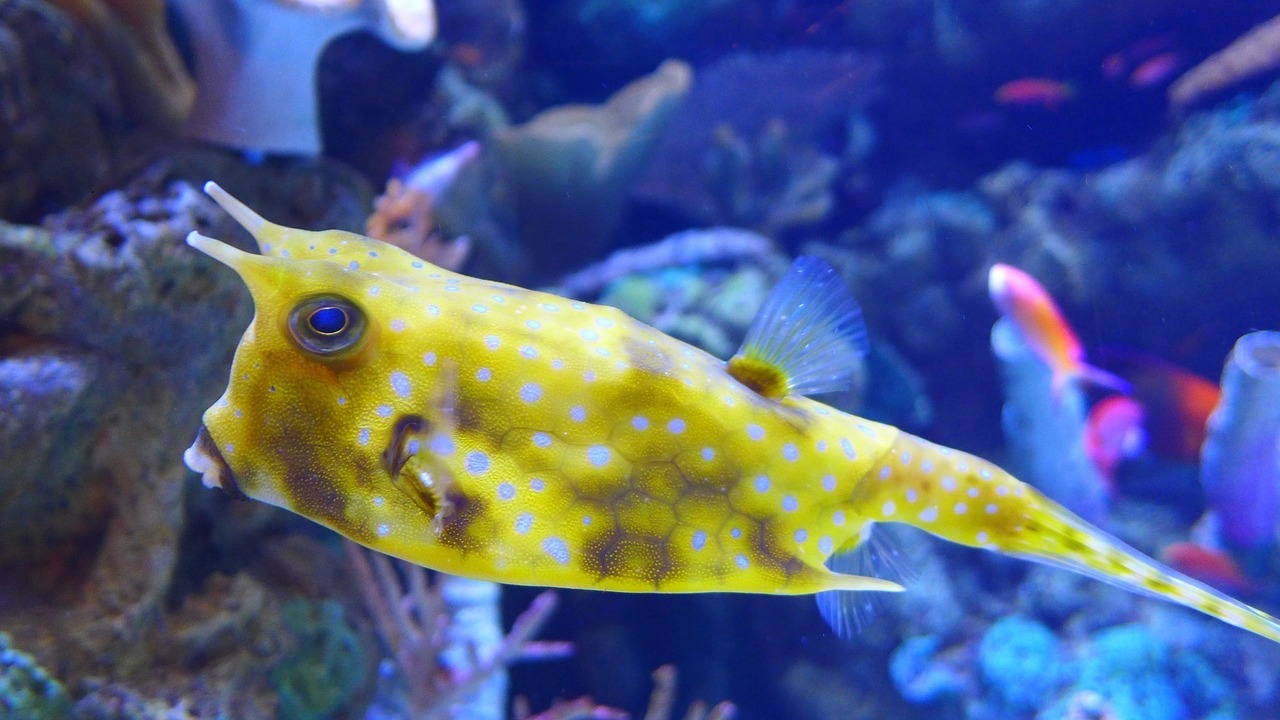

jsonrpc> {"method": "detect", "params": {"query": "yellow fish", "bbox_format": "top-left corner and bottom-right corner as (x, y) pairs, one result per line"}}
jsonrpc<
(184, 182), (1280, 643)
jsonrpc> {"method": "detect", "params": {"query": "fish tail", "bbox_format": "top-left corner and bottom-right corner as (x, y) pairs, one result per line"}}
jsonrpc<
(853, 432), (1280, 644)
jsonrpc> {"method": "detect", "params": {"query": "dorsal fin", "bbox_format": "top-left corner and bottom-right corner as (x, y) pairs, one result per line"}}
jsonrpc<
(727, 256), (868, 398)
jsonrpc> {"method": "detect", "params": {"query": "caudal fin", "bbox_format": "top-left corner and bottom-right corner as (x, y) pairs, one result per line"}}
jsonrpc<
(852, 432), (1280, 645)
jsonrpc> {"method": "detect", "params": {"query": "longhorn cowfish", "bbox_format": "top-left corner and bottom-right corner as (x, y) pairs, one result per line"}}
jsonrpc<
(184, 182), (1280, 644)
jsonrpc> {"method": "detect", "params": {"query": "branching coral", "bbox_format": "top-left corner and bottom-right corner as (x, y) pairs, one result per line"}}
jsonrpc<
(344, 540), (572, 718)
(366, 141), (480, 271)
(1169, 12), (1280, 109)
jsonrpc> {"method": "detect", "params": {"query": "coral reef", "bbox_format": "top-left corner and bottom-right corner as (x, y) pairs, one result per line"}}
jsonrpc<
(0, 633), (70, 720)
(0, 151), (378, 714)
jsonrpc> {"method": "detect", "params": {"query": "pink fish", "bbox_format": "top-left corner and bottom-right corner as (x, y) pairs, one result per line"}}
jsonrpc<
(1084, 395), (1146, 491)
(1161, 542), (1253, 594)
(988, 263), (1130, 397)
(1129, 52), (1182, 88)
(994, 78), (1074, 108)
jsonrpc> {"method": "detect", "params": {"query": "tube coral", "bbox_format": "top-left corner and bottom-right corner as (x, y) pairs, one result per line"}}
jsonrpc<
(1199, 331), (1280, 550)
(991, 316), (1109, 525)
(1169, 12), (1280, 109)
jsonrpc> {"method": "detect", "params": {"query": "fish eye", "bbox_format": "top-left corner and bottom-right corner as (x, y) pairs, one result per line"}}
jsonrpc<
(308, 306), (348, 335)
(288, 295), (367, 358)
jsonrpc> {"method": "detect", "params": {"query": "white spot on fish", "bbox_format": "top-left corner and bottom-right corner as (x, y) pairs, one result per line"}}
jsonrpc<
(527, 320), (542, 330)
(905, 489), (918, 503)
(444, 286), (459, 293)
(530, 477), (545, 492)
(668, 418), (686, 434)
(377, 404), (393, 418)
(815, 439), (828, 452)
(515, 513), (533, 534)
(731, 527), (742, 539)
(551, 359), (564, 369)
(466, 451), (490, 475)
(980, 468), (993, 480)
(373, 496), (384, 506)
(841, 438), (857, 459)
(542, 303), (559, 312)
(586, 445), (611, 466)
(389, 318), (405, 331)
(498, 482), (515, 501)
(882, 501), (896, 516)
(430, 435), (455, 456)
(377, 523), (390, 537)
(986, 503), (998, 515)
(570, 405), (586, 422)
(594, 347), (610, 358)
(996, 486), (1009, 496)
(735, 555), (749, 569)
(423, 352), (437, 366)
(747, 424), (765, 441)
(919, 506), (939, 523)
(921, 459), (934, 473)
(900, 451), (911, 465)
(822, 475), (836, 492)
(754, 475), (771, 492)
(967, 487), (980, 498)
(583, 371), (596, 382)
(337, 396), (347, 406)
(596, 317), (613, 328)
(472, 304), (488, 313)
(879, 467), (891, 480)
(358, 428), (371, 445)
(632, 416), (649, 430)
(544, 537), (571, 565)
(532, 433), (552, 448)
(701, 447), (715, 461)
(976, 531), (990, 544)
(476, 367), (492, 382)
(582, 515), (592, 526)
(427, 304), (440, 316)
(954, 502), (968, 515)
(520, 345), (538, 359)
(581, 329), (599, 341)
(692, 530), (707, 550)
(782, 443), (799, 462)
(485, 335), (501, 349)
(782, 495), (798, 512)
(390, 372), (412, 398)
(833, 510), (846, 526)
(941, 475), (957, 492)
(795, 528), (809, 543)
(520, 383), (543, 403)
(819, 537), (834, 554)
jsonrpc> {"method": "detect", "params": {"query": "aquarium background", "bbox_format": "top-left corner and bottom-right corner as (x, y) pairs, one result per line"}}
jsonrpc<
(2, 0), (1280, 718)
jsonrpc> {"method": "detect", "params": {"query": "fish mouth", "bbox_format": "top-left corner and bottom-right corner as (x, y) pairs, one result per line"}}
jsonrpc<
(183, 425), (247, 500)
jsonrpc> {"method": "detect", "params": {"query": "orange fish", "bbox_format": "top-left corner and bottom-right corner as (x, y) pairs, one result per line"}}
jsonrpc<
(1092, 350), (1219, 463)
(1084, 395), (1146, 492)
(988, 264), (1130, 397)
(1129, 52), (1182, 88)
(994, 78), (1074, 108)
(1161, 542), (1252, 594)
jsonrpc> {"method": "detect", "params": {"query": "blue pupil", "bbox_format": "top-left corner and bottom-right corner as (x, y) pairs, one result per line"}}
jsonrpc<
(309, 307), (347, 335)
